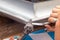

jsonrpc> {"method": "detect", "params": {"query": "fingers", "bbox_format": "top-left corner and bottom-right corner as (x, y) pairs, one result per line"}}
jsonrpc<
(56, 5), (60, 9)
(45, 25), (52, 29)
(50, 13), (58, 18)
(45, 25), (54, 31)
(48, 17), (57, 23)
(55, 5), (60, 30)
(55, 6), (60, 40)
(52, 8), (60, 13)
(52, 5), (60, 13)
(48, 5), (60, 23)
(45, 5), (60, 32)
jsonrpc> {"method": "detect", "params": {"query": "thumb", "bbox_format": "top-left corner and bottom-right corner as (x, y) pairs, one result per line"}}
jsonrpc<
(45, 25), (52, 29)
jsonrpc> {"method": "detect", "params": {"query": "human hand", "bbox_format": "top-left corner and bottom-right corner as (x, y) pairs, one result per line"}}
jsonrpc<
(45, 5), (60, 32)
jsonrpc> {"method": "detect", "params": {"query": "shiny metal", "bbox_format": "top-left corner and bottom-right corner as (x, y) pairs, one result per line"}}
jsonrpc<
(24, 19), (34, 34)
(0, 0), (60, 24)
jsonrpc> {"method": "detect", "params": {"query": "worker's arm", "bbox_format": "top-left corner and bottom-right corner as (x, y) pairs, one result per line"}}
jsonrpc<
(55, 15), (60, 40)
(45, 5), (60, 40)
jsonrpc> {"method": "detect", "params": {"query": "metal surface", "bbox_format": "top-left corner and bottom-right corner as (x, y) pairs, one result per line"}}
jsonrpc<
(24, 19), (34, 34)
(0, 0), (60, 24)
(0, 0), (34, 24)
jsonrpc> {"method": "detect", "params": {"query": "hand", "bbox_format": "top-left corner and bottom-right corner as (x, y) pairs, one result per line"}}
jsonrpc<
(45, 5), (60, 32)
